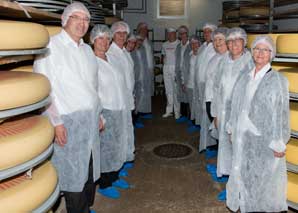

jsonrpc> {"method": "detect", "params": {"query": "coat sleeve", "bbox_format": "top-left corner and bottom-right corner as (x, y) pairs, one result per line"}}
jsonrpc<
(268, 74), (290, 152)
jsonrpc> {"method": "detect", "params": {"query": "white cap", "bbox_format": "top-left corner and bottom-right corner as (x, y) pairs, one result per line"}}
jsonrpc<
(226, 27), (247, 46)
(111, 21), (130, 36)
(202, 23), (217, 31)
(167, 27), (176, 33)
(251, 35), (276, 60)
(137, 22), (148, 32)
(61, 2), (90, 27)
(127, 34), (137, 41)
(178, 25), (188, 34)
(90, 24), (111, 44)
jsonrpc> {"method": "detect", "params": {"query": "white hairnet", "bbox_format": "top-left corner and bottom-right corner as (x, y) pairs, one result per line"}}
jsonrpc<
(226, 27), (247, 45)
(203, 23), (217, 31)
(189, 35), (201, 44)
(136, 35), (144, 40)
(167, 27), (176, 33)
(127, 34), (137, 41)
(178, 25), (189, 34)
(211, 27), (229, 40)
(90, 24), (111, 44)
(251, 35), (276, 60)
(61, 2), (90, 27)
(111, 21), (130, 36)
(137, 22), (148, 32)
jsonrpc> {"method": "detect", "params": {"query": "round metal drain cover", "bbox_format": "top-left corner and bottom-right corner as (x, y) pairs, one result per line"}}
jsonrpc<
(153, 143), (193, 159)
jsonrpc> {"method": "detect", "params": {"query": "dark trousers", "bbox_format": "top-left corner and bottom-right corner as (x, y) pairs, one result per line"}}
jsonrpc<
(206, 102), (213, 122)
(98, 171), (119, 189)
(180, 102), (189, 117)
(63, 155), (95, 213)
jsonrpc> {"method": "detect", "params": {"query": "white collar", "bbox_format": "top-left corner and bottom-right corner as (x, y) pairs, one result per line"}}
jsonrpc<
(60, 29), (84, 47)
(250, 63), (271, 80)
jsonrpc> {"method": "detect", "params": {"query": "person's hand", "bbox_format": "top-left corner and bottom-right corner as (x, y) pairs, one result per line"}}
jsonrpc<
(214, 117), (218, 129)
(274, 151), (285, 158)
(99, 117), (105, 132)
(55, 124), (67, 147)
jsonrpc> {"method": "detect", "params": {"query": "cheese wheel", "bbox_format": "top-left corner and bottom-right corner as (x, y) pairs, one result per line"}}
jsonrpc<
(288, 171), (298, 203)
(286, 138), (298, 165)
(44, 26), (62, 37)
(247, 34), (284, 49)
(0, 20), (49, 50)
(9, 65), (33, 72)
(0, 161), (58, 212)
(290, 102), (298, 132)
(279, 68), (298, 93)
(0, 115), (54, 170)
(272, 62), (298, 71)
(240, 7), (269, 17)
(0, 71), (51, 110)
(277, 34), (298, 54)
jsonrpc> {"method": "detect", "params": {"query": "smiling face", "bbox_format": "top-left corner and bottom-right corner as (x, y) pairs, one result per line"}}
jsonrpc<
(113, 31), (128, 48)
(180, 32), (188, 43)
(191, 41), (200, 54)
(228, 38), (245, 59)
(126, 39), (137, 52)
(252, 43), (271, 67)
(213, 34), (227, 54)
(203, 28), (212, 42)
(167, 32), (177, 42)
(64, 11), (90, 42)
(94, 35), (110, 53)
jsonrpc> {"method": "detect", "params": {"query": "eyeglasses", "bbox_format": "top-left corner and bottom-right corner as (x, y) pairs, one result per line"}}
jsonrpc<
(229, 38), (243, 45)
(253, 47), (272, 54)
(69, 15), (90, 23)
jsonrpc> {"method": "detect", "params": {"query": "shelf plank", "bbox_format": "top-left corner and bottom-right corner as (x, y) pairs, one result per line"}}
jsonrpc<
(0, 0), (60, 21)
(292, 130), (298, 138)
(0, 55), (34, 65)
(248, 0), (298, 7)
(287, 162), (298, 173)
(288, 200), (298, 211)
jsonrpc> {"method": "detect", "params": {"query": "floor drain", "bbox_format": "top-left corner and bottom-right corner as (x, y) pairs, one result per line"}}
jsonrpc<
(153, 143), (193, 159)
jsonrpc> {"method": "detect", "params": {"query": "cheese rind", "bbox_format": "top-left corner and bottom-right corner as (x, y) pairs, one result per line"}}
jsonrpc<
(277, 34), (298, 54)
(279, 68), (298, 93)
(44, 26), (62, 37)
(9, 65), (33, 72)
(290, 102), (298, 131)
(286, 138), (298, 165)
(288, 171), (298, 203)
(0, 71), (51, 110)
(0, 115), (54, 170)
(0, 20), (49, 50)
(0, 162), (58, 212)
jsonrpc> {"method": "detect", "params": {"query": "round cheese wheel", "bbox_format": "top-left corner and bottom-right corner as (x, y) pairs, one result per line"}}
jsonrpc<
(0, 115), (54, 170)
(279, 68), (298, 93)
(290, 102), (298, 132)
(0, 161), (58, 212)
(287, 171), (298, 203)
(286, 138), (298, 165)
(0, 20), (49, 50)
(9, 65), (33, 72)
(44, 26), (62, 37)
(247, 34), (284, 49)
(277, 34), (298, 54)
(0, 71), (51, 110)
(240, 7), (269, 17)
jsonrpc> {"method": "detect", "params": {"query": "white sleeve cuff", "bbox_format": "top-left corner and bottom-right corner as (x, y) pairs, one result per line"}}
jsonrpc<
(269, 140), (286, 153)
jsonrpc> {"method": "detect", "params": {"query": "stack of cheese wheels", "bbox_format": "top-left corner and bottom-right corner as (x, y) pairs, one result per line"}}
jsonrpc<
(0, 115), (54, 170)
(277, 34), (298, 54)
(0, 20), (49, 50)
(290, 102), (298, 132)
(288, 171), (298, 203)
(0, 71), (51, 110)
(287, 138), (298, 165)
(279, 68), (298, 93)
(0, 161), (57, 212)
(247, 34), (286, 49)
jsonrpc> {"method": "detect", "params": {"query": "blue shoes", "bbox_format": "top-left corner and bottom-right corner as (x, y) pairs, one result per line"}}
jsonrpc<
(90, 210), (96, 213)
(205, 149), (218, 159)
(98, 186), (120, 199)
(187, 125), (201, 134)
(123, 162), (134, 170)
(134, 121), (144, 129)
(211, 173), (229, 183)
(206, 164), (217, 174)
(217, 189), (227, 201)
(112, 179), (130, 189)
(140, 113), (153, 119)
(176, 116), (188, 123)
(119, 168), (128, 177)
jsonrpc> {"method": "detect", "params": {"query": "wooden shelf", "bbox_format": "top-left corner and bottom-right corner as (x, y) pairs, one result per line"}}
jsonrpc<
(0, 55), (34, 65)
(0, 0), (60, 21)
(248, 0), (298, 7)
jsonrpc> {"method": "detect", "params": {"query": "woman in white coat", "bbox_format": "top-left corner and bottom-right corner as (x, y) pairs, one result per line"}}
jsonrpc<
(226, 35), (290, 212)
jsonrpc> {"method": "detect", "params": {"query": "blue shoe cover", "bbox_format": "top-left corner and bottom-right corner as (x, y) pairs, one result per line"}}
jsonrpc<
(206, 164), (216, 172)
(90, 210), (96, 213)
(176, 116), (188, 123)
(217, 189), (226, 201)
(205, 150), (218, 159)
(123, 162), (134, 169)
(119, 168), (128, 177)
(134, 122), (144, 129)
(187, 125), (200, 133)
(98, 186), (120, 199)
(187, 120), (193, 126)
(112, 179), (130, 189)
(140, 114), (153, 119)
(211, 173), (229, 183)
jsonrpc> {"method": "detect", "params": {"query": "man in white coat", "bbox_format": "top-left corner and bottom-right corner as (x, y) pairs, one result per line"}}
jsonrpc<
(161, 28), (180, 118)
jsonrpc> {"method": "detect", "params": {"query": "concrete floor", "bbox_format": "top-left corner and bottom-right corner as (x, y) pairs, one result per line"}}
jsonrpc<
(56, 95), (297, 213)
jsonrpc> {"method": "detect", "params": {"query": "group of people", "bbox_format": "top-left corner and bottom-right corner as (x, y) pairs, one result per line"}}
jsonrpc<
(161, 17), (290, 213)
(33, 1), (291, 213)
(33, 2), (154, 213)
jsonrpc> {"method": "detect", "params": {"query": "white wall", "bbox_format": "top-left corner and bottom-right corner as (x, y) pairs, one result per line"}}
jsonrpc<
(123, 0), (223, 41)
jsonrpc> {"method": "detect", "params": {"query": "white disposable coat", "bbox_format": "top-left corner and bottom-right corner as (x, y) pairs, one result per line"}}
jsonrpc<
(107, 42), (135, 110)
(226, 65), (290, 212)
(143, 38), (155, 96)
(96, 57), (134, 172)
(33, 29), (102, 192)
(212, 50), (254, 177)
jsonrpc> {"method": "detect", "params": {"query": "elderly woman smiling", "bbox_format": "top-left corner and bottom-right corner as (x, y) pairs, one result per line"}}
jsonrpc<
(226, 35), (290, 212)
